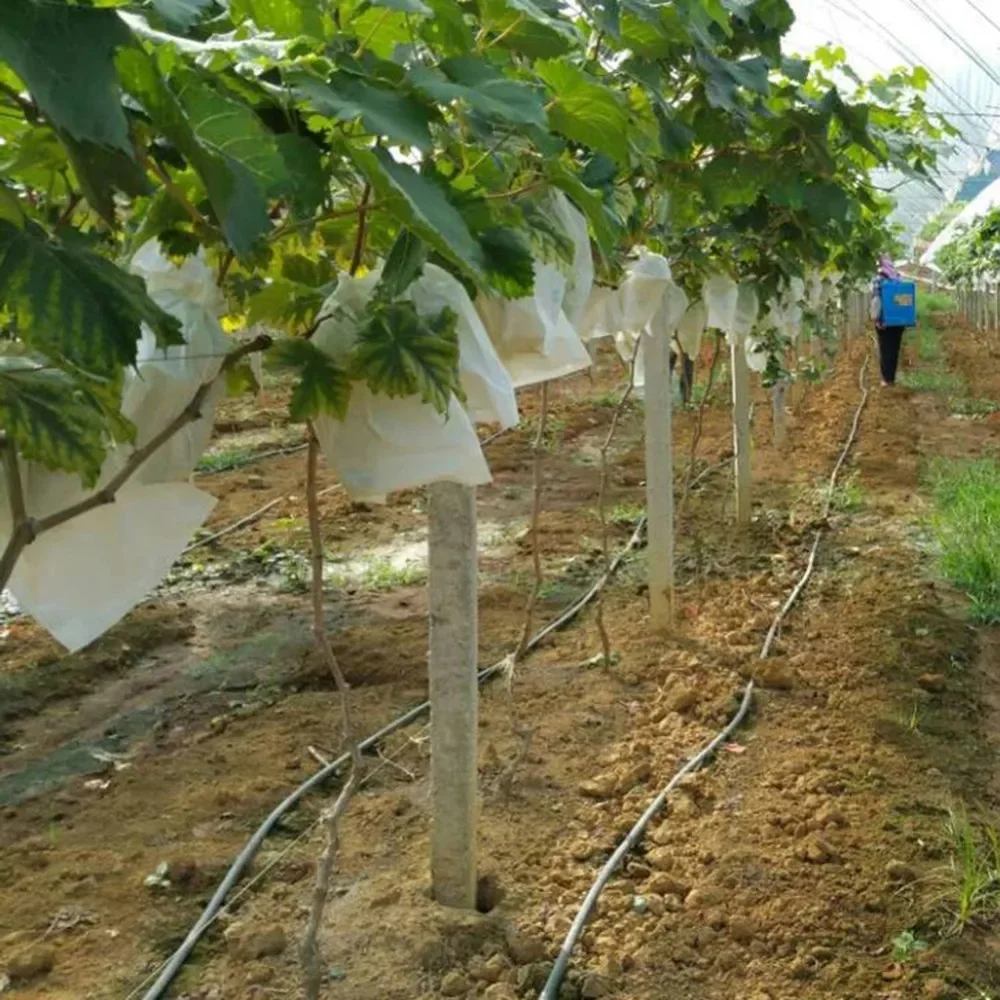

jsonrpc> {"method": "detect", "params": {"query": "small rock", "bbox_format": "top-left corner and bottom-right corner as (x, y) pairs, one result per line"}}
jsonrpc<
(7, 945), (55, 982)
(225, 924), (287, 961)
(570, 840), (594, 862)
(667, 686), (699, 713)
(467, 956), (489, 982)
(645, 893), (666, 916)
(684, 886), (725, 910)
(924, 978), (956, 999)
(581, 972), (613, 998)
(918, 673), (946, 694)
(440, 971), (470, 996)
(632, 895), (648, 915)
(648, 872), (690, 898)
(247, 474), (267, 489)
(615, 761), (651, 793)
(645, 846), (674, 870)
(516, 962), (552, 993)
(482, 954), (508, 983)
(370, 886), (401, 909)
(484, 984), (518, 1000)
(506, 927), (547, 965)
(579, 774), (617, 800)
(886, 860), (918, 884)
(757, 661), (795, 691)
(728, 916), (755, 944)
(798, 838), (834, 864)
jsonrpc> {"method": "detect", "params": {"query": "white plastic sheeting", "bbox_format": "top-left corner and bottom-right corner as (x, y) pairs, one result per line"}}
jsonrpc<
(312, 269), (493, 502)
(0, 242), (227, 651)
(921, 174), (1000, 268)
(475, 194), (592, 387)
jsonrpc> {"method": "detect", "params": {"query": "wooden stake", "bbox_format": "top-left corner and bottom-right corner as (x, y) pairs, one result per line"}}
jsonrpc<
(428, 480), (479, 909)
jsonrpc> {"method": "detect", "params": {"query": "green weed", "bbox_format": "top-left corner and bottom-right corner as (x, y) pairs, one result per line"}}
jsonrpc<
(606, 501), (645, 526)
(950, 396), (999, 418)
(328, 557), (425, 591)
(900, 369), (964, 394)
(891, 929), (927, 964)
(195, 445), (259, 473)
(935, 809), (1000, 932)
(830, 474), (866, 513)
(927, 458), (1000, 622)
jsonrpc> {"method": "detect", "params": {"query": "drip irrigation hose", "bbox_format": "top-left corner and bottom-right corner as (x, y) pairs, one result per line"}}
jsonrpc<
(135, 515), (648, 1000)
(538, 354), (871, 1000)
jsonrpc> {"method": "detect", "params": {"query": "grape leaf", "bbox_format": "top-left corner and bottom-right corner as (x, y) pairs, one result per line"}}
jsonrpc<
(291, 71), (434, 151)
(116, 47), (271, 255)
(408, 58), (548, 128)
(479, 227), (535, 298)
(0, 356), (134, 487)
(350, 299), (460, 415)
(269, 338), (351, 422)
(0, 220), (183, 375)
(149, 0), (214, 28)
(535, 61), (629, 163)
(229, 0), (324, 37)
(274, 134), (328, 218)
(378, 229), (427, 301)
(0, 0), (133, 154)
(349, 146), (486, 280)
(59, 132), (151, 225)
(176, 74), (288, 193)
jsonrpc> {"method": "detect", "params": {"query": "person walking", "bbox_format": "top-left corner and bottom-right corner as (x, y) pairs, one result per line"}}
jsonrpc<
(871, 253), (906, 387)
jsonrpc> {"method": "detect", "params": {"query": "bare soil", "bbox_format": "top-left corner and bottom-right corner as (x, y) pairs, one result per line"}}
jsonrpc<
(2, 328), (999, 1000)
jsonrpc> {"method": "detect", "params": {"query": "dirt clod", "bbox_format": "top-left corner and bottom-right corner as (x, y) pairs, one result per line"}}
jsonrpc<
(224, 923), (287, 961)
(440, 971), (470, 996)
(6, 945), (56, 982)
(885, 860), (917, 884)
(917, 672), (947, 693)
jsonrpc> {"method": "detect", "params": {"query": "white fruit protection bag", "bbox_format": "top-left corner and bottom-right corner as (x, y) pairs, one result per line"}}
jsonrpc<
(475, 193), (592, 387)
(702, 273), (739, 335)
(1, 242), (225, 651)
(609, 251), (675, 389)
(311, 266), (506, 502)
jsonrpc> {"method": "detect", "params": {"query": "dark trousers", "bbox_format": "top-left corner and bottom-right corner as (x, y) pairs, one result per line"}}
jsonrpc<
(669, 350), (695, 404)
(877, 326), (904, 384)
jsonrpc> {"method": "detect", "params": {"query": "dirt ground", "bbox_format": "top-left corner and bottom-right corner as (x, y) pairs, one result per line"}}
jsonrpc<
(1, 325), (999, 1000)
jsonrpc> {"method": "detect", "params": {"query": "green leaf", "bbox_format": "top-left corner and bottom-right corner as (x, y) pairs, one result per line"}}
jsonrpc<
(149, 0), (214, 28)
(269, 338), (351, 422)
(0, 221), (183, 375)
(291, 71), (434, 151)
(274, 133), (328, 218)
(225, 358), (261, 398)
(176, 74), (288, 193)
(247, 279), (326, 332)
(378, 229), (427, 301)
(0, 0), (133, 154)
(408, 57), (548, 128)
(116, 46), (271, 255)
(371, 0), (432, 14)
(781, 56), (810, 83)
(229, 0), (324, 37)
(0, 185), (26, 229)
(350, 299), (460, 415)
(0, 358), (133, 487)
(479, 227), (535, 298)
(349, 146), (485, 279)
(59, 132), (151, 225)
(535, 61), (629, 163)
(544, 161), (621, 262)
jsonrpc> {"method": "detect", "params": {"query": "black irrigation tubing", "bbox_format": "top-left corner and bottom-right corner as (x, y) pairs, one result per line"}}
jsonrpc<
(538, 353), (872, 1000)
(135, 513), (648, 1000)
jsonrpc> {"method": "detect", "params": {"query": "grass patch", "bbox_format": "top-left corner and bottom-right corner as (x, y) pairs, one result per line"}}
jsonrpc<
(900, 369), (964, 393)
(830, 472), (866, 513)
(950, 396), (999, 418)
(932, 809), (1000, 933)
(328, 556), (425, 591)
(927, 458), (1000, 622)
(606, 501), (645, 526)
(195, 445), (260, 473)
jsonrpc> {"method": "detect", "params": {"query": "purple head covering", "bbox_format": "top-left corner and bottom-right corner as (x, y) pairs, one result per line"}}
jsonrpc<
(877, 254), (901, 279)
